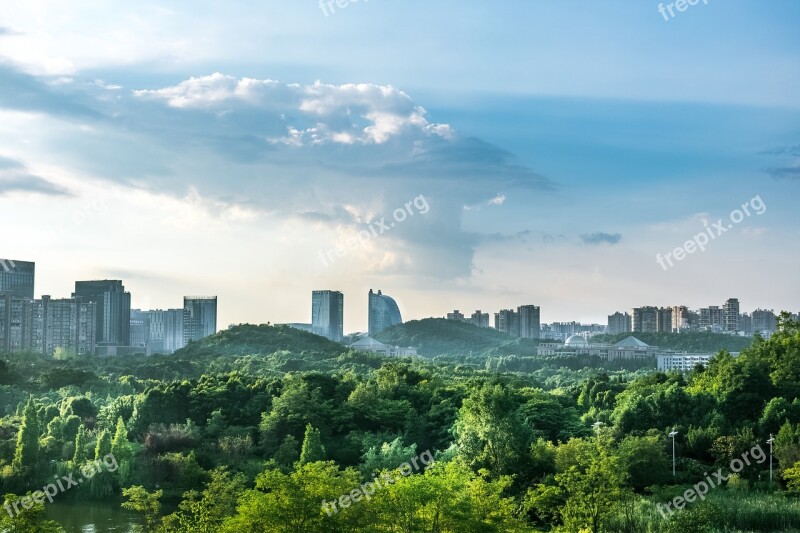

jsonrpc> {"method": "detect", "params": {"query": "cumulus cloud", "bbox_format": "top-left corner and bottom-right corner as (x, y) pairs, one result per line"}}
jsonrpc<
(134, 73), (453, 146)
(580, 232), (622, 245)
(0, 67), (555, 280)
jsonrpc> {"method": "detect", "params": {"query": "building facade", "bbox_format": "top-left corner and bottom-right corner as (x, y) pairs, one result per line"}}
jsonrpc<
(312, 290), (344, 342)
(657, 307), (673, 333)
(470, 310), (490, 328)
(631, 307), (659, 333)
(671, 306), (689, 332)
(0, 294), (96, 356)
(608, 312), (632, 335)
(494, 309), (519, 336)
(145, 309), (185, 353)
(446, 310), (466, 321)
(518, 305), (541, 339)
(368, 289), (402, 336)
(723, 298), (740, 332)
(752, 309), (777, 336)
(43, 296), (97, 356)
(73, 280), (131, 347)
(0, 259), (35, 299)
(658, 353), (716, 372)
(183, 297), (218, 344)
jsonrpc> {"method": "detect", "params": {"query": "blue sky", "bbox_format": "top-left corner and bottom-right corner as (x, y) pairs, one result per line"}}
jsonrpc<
(1, 1), (798, 330)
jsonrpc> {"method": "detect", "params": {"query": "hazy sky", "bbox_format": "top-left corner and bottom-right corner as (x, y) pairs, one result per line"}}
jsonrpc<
(1, 1), (799, 332)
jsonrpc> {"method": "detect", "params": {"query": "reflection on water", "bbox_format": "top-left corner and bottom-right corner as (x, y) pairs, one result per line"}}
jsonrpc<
(45, 500), (141, 533)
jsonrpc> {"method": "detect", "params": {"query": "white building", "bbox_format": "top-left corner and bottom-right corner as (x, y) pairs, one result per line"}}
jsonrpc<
(658, 353), (716, 372)
(349, 336), (417, 357)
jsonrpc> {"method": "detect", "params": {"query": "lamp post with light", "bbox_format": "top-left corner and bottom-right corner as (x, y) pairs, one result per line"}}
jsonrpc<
(669, 429), (679, 477)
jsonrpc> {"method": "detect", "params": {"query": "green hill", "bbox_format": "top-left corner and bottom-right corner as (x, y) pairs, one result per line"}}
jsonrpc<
(590, 331), (754, 353)
(174, 324), (347, 358)
(374, 318), (539, 357)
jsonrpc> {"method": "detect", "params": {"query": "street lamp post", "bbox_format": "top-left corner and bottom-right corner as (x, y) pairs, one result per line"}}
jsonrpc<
(767, 434), (775, 487)
(669, 429), (679, 477)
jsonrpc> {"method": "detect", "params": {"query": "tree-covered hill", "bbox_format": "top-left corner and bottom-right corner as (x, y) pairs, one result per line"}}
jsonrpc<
(374, 318), (539, 357)
(590, 331), (753, 353)
(174, 324), (347, 359)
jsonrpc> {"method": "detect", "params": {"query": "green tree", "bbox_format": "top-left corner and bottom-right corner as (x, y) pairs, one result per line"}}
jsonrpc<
(122, 486), (163, 533)
(220, 462), (369, 532)
(299, 423), (326, 465)
(453, 383), (534, 480)
(160, 467), (246, 533)
(273, 434), (300, 472)
(361, 437), (417, 477)
(1, 493), (65, 532)
(542, 436), (629, 533)
(89, 429), (116, 497)
(111, 416), (131, 459)
(12, 399), (40, 472)
(73, 424), (89, 464)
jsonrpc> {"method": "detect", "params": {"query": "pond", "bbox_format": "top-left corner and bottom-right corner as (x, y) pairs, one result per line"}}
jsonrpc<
(44, 500), (142, 532)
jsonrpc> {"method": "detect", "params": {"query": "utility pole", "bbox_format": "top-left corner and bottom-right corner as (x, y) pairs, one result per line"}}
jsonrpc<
(669, 429), (679, 477)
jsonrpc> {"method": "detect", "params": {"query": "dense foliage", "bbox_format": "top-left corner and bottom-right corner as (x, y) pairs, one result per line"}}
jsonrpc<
(1, 315), (799, 532)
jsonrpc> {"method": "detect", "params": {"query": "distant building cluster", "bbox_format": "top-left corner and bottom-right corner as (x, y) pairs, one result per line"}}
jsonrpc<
(610, 298), (784, 338)
(446, 309), (490, 329)
(539, 334), (730, 372)
(0, 258), (217, 357)
(446, 305), (542, 339)
(282, 289), (412, 357)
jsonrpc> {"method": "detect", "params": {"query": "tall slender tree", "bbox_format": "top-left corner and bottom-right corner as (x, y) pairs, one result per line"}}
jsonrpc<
(12, 399), (41, 472)
(299, 424), (325, 465)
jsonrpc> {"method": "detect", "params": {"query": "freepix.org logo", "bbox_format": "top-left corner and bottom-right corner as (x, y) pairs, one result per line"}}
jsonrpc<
(0, 259), (17, 273)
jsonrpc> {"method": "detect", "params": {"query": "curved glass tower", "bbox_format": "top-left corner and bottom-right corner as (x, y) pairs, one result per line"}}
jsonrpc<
(368, 289), (402, 336)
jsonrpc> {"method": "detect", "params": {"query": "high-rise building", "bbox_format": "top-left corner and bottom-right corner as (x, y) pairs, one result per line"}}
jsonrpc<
(699, 306), (723, 331)
(752, 309), (777, 335)
(446, 310), (466, 321)
(657, 307), (673, 333)
(0, 293), (27, 353)
(723, 298), (740, 332)
(145, 309), (185, 353)
(312, 290), (344, 341)
(518, 305), (541, 339)
(686, 310), (700, 330)
(494, 309), (519, 336)
(73, 280), (131, 347)
(671, 306), (689, 332)
(631, 307), (659, 333)
(130, 309), (150, 347)
(43, 296), (97, 356)
(470, 310), (490, 328)
(183, 297), (218, 344)
(739, 313), (753, 336)
(608, 312), (632, 335)
(0, 259), (35, 299)
(368, 289), (402, 336)
(1, 294), (96, 356)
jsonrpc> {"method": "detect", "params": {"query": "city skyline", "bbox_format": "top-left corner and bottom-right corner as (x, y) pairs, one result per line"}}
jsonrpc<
(3, 257), (793, 338)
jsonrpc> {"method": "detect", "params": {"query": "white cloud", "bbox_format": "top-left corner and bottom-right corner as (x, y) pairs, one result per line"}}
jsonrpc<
(135, 74), (453, 146)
